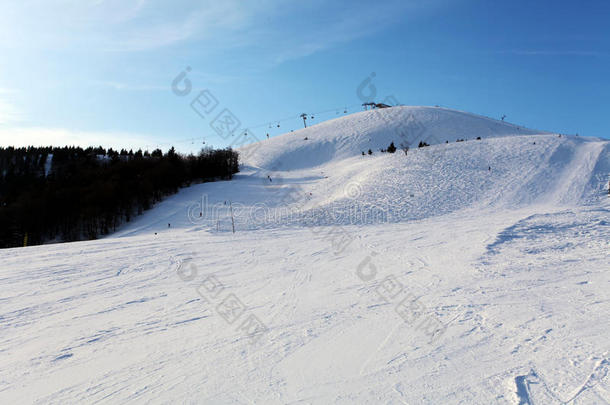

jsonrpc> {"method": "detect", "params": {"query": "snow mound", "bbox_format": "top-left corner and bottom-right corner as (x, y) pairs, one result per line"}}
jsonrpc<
(240, 106), (545, 170)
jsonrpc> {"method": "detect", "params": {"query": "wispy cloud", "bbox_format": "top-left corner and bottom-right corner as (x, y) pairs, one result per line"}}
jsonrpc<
(91, 80), (169, 92)
(497, 50), (608, 57)
(0, 0), (455, 58)
(240, 0), (457, 65)
(0, 126), (165, 150)
(0, 0), (259, 52)
(0, 92), (23, 125)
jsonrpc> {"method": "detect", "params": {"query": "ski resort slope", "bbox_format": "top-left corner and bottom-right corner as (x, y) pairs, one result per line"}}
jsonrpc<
(1, 107), (609, 404)
(113, 107), (607, 235)
(240, 106), (545, 171)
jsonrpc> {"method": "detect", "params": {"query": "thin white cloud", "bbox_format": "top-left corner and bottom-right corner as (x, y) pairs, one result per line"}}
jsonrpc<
(0, 0), (257, 52)
(0, 127), (166, 150)
(0, 0), (456, 57)
(91, 80), (168, 92)
(498, 50), (607, 57)
(0, 97), (23, 125)
(236, 0), (457, 66)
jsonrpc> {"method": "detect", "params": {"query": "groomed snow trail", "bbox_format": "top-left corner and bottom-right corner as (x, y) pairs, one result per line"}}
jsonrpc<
(547, 140), (607, 205)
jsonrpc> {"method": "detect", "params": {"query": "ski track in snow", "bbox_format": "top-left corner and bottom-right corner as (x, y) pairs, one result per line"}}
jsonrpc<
(1, 107), (609, 404)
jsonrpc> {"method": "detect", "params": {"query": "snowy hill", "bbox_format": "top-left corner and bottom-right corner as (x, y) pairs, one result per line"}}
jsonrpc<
(113, 107), (608, 235)
(240, 106), (545, 170)
(1, 107), (609, 404)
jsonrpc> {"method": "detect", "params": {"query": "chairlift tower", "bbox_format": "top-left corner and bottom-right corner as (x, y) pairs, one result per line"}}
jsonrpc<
(300, 113), (308, 128)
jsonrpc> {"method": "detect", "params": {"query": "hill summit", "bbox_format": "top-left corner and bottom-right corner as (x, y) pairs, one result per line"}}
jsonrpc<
(241, 106), (545, 170)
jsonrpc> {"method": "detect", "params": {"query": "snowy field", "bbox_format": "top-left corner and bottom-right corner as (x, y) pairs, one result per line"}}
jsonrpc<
(1, 107), (609, 403)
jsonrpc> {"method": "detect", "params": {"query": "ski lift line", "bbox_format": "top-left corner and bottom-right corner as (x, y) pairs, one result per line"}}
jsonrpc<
(248, 105), (359, 129)
(147, 102), (363, 149)
(246, 113), (306, 130)
(246, 103), (361, 130)
(170, 103), (362, 144)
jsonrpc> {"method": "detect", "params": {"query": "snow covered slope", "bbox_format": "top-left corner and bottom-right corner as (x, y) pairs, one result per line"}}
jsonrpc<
(240, 106), (545, 170)
(1, 107), (609, 404)
(114, 106), (607, 236)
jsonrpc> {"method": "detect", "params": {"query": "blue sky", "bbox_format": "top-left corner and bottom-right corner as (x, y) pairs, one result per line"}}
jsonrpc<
(0, 0), (609, 152)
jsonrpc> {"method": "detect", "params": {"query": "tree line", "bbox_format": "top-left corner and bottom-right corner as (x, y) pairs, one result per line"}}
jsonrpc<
(0, 145), (239, 248)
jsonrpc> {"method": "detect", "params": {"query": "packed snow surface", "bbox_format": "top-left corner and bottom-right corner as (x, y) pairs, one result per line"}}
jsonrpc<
(1, 107), (609, 404)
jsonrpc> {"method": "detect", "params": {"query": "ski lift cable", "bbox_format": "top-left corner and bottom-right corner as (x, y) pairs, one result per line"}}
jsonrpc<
(246, 102), (361, 130)
(246, 103), (361, 130)
(153, 103), (362, 148)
